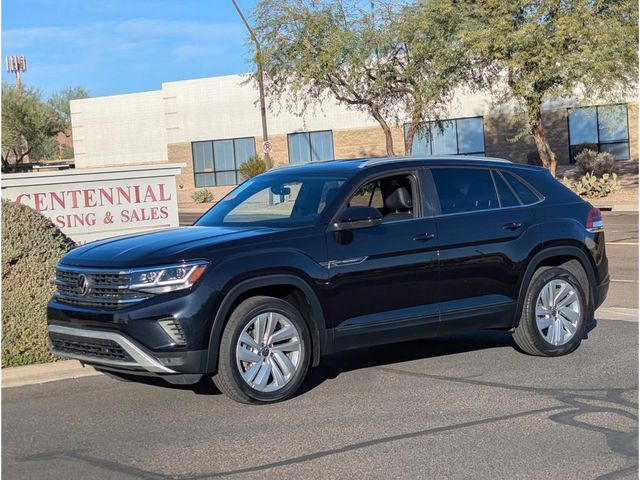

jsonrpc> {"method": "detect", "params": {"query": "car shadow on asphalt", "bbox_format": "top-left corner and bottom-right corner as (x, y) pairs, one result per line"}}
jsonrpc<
(113, 321), (598, 398)
(297, 319), (598, 398)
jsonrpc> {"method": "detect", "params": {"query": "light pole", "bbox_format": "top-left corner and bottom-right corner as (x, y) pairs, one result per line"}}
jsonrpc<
(231, 0), (272, 169)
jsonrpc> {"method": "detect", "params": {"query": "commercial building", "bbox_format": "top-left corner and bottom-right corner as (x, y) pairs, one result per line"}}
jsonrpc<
(70, 74), (638, 206)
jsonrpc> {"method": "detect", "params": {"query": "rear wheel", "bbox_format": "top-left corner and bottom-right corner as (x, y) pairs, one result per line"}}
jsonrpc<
(212, 296), (311, 404)
(513, 267), (589, 356)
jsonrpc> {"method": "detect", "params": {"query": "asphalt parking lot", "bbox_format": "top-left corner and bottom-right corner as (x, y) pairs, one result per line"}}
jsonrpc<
(3, 212), (637, 479)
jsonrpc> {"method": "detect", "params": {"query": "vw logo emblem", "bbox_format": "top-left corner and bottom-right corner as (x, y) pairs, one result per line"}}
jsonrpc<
(77, 274), (90, 296)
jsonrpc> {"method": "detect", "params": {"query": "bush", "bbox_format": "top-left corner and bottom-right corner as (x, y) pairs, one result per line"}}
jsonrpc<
(575, 149), (618, 177)
(2, 200), (75, 367)
(562, 172), (621, 198)
(239, 155), (267, 180)
(191, 189), (214, 203)
(573, 142), (599, 158)
(526, 150), (543, 166)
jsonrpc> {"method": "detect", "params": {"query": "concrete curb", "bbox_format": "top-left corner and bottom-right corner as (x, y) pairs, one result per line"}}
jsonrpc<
(596, 204), (638, 212)
(178, 209), (209, 214)
(2, 360), (101, 389)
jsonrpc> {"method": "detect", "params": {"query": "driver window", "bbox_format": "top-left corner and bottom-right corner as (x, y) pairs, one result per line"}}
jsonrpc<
(348, 174), (415, 223)
(349, 181), (384, 209)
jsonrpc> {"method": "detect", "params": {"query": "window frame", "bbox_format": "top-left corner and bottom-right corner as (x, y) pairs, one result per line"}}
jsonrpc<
(191, 136), (257, 187)
(567, 103), (630, 163)
(404, 116), (486, 156)
(328, 168), (424, 229)
(426, 166), (544, 217)
(287, 130), (335, 164)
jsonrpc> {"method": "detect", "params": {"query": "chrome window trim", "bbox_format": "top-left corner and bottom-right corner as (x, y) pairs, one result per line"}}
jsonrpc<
(48, 325), (177, 374)
(429, 197), (545, 219)
(427, 165), (545, 218)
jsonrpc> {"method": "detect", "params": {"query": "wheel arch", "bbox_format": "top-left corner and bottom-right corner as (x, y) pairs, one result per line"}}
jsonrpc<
(205, 274), (327, 373)
(513, 245), (597, 328)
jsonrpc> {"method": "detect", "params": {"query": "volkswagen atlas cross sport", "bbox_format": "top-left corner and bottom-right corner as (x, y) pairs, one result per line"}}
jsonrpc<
(48, 156), (609, 403)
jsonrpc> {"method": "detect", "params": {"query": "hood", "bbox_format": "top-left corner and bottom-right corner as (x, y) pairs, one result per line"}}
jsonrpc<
(61, 226), (280, 268)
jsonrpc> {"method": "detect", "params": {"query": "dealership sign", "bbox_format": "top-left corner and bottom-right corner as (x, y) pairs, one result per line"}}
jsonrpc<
(2, 163), (185, 244)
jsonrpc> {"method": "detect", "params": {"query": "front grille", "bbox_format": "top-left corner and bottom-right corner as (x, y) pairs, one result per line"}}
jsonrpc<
(49, 332), (134, 362)
(55, 267), (149, 310)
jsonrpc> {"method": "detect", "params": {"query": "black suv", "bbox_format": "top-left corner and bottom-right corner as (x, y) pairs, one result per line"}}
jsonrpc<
(48, 157), (609, 403)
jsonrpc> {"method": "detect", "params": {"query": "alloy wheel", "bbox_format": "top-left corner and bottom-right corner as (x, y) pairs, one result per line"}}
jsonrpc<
(235, 311), (302, 392)
(535, 279), (582, 346)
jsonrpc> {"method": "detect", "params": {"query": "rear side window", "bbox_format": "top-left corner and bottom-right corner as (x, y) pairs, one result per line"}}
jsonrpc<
(502, 172), (540, 204)
(492, 171), (520, 207)
(432, 168), (498, 214)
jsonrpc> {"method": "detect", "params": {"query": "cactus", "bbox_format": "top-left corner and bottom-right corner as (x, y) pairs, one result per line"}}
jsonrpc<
(562, 172), (620, 198)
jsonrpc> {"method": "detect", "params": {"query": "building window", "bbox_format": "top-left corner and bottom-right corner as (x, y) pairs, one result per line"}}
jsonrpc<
(404, 117), (485, 156)
(192, 137), (256, 187)
(288, 130), (334, 164)
(568, 104), (630, 161)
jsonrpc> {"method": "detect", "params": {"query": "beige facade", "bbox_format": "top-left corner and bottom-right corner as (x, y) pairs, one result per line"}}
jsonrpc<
(484, 110), (571, 164)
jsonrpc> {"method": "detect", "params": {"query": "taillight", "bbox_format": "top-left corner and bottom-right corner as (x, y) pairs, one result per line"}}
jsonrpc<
(586, 207), (603, 232)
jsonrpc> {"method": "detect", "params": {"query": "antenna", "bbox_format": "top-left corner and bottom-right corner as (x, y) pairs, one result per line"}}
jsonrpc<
(6, 55), (27, 88)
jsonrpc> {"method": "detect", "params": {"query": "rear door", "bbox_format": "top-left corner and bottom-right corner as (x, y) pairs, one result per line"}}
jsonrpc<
(429, 166), (541, 334)
(324, 168), (440, 350)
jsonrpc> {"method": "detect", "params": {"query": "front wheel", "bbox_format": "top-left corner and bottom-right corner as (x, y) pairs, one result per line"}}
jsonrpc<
(513, 267), (589, 356)
(212, 296), (311, 404)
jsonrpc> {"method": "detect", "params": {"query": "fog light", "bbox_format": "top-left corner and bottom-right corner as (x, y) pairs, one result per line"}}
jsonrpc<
(158, 318), (186, 346)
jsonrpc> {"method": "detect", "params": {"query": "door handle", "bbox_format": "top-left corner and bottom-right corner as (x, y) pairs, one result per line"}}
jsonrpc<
(413, 233), (435, 242)
(503, 222), (522, 231)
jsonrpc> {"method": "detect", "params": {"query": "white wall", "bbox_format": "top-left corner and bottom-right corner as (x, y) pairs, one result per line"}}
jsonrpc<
(161, 74), (380, 144)
(71, 90), (167, 169)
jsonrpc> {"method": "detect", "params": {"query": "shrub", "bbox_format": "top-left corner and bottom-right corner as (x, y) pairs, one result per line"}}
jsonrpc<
(2, 200), (75, 367)
(239, 155), (267, 180)
(526, 150), (543, 166)
(562, 172), (621, 198)
(191, 188), (214, 203)
(575, 150), (618, 177)
(573, 142), (599, 158)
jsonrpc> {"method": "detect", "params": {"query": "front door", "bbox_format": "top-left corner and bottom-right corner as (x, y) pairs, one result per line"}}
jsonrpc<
(323, 170), (440, 350)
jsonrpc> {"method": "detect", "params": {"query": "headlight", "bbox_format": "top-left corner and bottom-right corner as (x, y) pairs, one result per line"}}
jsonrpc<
(128, 261), (208, 294)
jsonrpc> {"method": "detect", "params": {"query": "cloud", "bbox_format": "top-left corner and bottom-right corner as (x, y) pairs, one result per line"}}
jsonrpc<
(1, 18), (251, 95)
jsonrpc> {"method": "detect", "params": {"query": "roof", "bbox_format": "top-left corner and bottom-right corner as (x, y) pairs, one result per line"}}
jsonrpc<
(265, 155), (542, 177)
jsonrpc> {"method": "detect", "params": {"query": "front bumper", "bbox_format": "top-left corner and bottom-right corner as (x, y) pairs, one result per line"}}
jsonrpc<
(48, 324), (177, 373)
(47, 324), (208, 383)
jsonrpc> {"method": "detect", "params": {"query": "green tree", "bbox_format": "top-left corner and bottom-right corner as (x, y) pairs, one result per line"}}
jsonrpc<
(1, 84), (59, 172)
(253, 0), (467, 156)
(47, 86), (89, 136)
(455, 0), (638, 175)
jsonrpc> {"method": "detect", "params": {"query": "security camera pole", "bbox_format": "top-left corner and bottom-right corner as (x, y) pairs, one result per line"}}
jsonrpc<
(231, 0), (272, 169)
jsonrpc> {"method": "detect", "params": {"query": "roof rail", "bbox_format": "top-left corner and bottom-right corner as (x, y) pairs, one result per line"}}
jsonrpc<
(358, 155), (512, 168)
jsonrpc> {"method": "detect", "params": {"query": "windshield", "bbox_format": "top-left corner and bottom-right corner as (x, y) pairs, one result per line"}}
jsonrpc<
(195, 173), (348, 228)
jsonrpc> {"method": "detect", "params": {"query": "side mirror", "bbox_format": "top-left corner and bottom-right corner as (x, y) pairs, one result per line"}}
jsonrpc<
(330, 206), (382, 231)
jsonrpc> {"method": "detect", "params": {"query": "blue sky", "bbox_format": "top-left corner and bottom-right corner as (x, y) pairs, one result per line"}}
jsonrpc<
(2, 0), (257, 98)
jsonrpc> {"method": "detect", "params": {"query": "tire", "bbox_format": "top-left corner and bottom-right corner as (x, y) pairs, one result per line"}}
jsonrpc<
(212, 296), (311, 404)
(512, 266), (590, 356)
